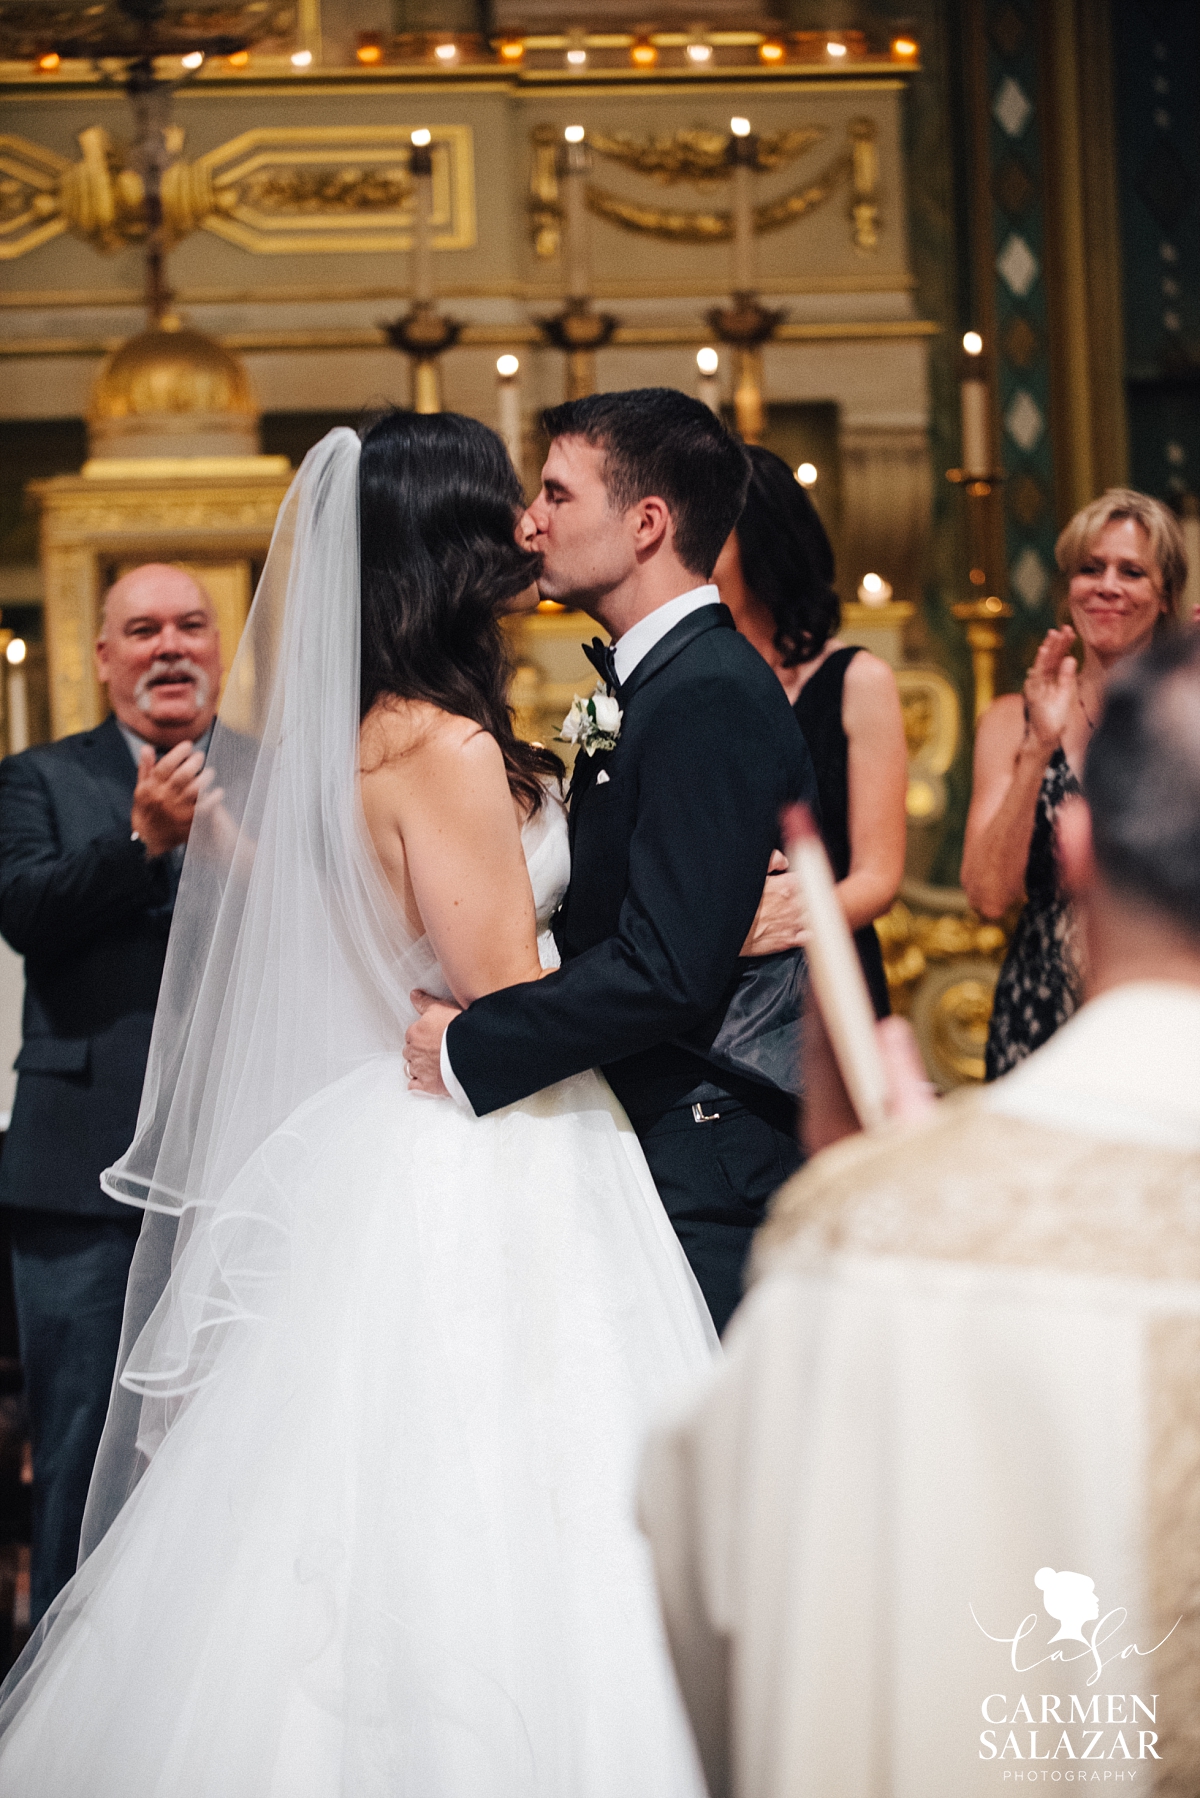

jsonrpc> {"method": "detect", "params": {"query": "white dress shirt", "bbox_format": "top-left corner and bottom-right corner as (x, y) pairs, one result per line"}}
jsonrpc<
(439, 585), (721, 1112)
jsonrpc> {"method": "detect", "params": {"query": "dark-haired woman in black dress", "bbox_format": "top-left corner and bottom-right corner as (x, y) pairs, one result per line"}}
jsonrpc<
(716, 445), (906, 1015)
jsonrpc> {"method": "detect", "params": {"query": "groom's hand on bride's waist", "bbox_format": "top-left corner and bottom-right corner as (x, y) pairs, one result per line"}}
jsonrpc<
(405, 990), (461, 1096)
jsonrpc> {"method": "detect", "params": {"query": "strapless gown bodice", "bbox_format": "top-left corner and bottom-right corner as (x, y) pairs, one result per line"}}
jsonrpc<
(0, 785), (715, 1797)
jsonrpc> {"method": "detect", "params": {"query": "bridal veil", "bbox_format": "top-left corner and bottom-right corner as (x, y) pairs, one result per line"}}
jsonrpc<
(83, 427), (435, 1552)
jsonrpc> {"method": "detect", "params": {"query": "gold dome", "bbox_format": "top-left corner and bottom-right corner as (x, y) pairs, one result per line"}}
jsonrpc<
(90, 322), (257, 422)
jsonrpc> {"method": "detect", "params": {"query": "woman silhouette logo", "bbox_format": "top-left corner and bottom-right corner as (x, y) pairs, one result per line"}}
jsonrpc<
(1034, 1567), (1100, 1644)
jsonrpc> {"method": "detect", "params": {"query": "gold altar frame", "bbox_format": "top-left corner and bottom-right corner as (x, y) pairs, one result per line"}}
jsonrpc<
(29, 458), (292, 739)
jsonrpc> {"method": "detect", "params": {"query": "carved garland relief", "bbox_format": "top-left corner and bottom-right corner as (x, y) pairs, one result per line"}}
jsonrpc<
(529, 118), (880, 254)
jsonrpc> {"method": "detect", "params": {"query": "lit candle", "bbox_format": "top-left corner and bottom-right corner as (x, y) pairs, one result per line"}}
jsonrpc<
(729, 118), (755, 295)
(563, 126), (590, 302)
(6, 638), (28, 754)
(960, 330), (990, 477)
(696, 346), (720, 414)
(410, 129), (434, 306)
(496, 355), (522, 467)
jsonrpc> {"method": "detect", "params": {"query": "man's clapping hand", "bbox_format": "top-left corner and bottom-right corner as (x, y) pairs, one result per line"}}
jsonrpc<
(130, 740), (206, 858)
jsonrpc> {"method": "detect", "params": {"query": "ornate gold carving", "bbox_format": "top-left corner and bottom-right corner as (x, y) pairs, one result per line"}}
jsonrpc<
(0, 124), (474, 258)
(58, 125), (217, 252)
(0, 134), (68, 260)
(528, 124), (561, 260)
(895, 666), (959, 823)
(848, 116), (879, 251)
(235, 163), (412, 216)
(876, 888), (1010, 1088)
(586, 163), (848, 244)
(194, 125), (474, 254)
(587, 126), (826, 187)
(0, 3), (297, 60)
(924, 972), (996, 1085)
(577, 119), (877, 249)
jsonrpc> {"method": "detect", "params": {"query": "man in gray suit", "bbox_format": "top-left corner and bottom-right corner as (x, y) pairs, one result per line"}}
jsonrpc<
(0, 564), (221, 1621)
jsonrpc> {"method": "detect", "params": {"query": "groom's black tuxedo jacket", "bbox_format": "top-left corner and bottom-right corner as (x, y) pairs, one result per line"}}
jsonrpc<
(447, 604), (818, 1119)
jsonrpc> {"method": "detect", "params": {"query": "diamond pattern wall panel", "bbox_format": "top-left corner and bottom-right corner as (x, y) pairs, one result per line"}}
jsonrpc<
(983, 0), (1058, 643)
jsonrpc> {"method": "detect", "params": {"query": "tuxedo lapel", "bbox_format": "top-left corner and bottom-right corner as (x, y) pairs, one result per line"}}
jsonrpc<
(616, 604), (736, 708)
(73, 714), (138, 833)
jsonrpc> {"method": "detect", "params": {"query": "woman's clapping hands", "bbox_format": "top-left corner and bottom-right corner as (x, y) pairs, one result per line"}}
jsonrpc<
(1021, 626), (1079, 750)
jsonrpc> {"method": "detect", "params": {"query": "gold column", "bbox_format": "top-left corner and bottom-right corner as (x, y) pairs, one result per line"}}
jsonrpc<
(1041, 0), (1128, 508)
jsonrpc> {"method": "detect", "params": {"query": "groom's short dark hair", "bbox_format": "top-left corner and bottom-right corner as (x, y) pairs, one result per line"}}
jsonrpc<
(542, 388), (751, 579)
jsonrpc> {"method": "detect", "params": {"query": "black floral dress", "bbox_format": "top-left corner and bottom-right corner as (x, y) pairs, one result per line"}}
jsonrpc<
(984, 747), (1084, 1080)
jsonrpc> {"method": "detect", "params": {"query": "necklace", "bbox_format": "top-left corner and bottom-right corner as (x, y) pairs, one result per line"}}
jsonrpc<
(1078, 687), (1100, 732)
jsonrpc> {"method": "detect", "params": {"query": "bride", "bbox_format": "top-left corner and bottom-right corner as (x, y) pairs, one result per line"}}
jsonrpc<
(0, 417), (716, 1794)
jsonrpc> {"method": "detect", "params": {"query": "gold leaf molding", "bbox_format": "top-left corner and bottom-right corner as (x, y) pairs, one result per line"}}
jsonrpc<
(586, 125), (826, 187)
(0, 124), (475, 258)
(532, 117), (879, 255)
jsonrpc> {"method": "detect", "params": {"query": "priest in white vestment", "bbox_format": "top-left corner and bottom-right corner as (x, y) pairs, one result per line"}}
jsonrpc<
(639, 629), (1200, 1797)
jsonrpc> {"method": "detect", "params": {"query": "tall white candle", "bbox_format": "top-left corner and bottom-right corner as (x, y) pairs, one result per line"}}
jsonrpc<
(7, 662), (28, 754)
(496, 355), (522, 468)
(728, 119), (755, 295)
(960, 379), (990, 477)
(696, 346), (721, 414)
(731, 160), (754, 294)
(410, 131), (434, 306)
(563, 131), (590, 302)
(960, 332), (990, 477)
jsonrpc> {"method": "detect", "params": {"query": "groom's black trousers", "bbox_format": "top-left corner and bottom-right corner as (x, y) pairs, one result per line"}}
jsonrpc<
(624, 1077), (802, 1336)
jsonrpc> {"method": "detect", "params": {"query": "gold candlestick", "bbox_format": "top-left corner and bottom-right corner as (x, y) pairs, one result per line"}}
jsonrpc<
(946, 463), (1009, 720)
(950, 595), (1013, 722)
(540, 302), (618, 401)
(707, 299), (783, 445)
(384, 305), (461, 414)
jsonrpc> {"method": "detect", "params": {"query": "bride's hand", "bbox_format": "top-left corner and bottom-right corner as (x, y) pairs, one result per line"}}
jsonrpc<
(405, 990), (462, 1095)
(741, 851), (809, 956)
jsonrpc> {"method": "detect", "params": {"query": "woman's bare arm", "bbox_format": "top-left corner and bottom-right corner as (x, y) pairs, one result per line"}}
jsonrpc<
(359, 705), (543, 1008)
(740, 652), (907, 955)
(961, 627), (1081, 919)
(959, 697), (1041, 917)
(838, 651), (907, 932)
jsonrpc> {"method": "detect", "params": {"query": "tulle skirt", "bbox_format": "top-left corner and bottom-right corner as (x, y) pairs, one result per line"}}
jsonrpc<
(0, 1059), (715, 1795)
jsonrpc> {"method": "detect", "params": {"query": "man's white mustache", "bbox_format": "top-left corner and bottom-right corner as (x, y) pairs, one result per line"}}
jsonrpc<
(134, 658), (211, 715)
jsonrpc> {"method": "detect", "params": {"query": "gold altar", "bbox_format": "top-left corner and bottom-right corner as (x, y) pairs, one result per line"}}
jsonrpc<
(30, 456), (291, 737)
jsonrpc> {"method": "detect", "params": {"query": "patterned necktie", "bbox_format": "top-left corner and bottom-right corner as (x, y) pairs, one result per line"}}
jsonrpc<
(581, 637), (620, 695)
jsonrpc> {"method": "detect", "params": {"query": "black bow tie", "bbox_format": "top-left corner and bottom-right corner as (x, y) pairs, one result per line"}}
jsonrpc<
(582, 637), (620, 695)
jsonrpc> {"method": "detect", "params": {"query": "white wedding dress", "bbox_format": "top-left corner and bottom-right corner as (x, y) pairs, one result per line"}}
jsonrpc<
(0, 796), (715, 1795)
(0, 430), (716, 1795)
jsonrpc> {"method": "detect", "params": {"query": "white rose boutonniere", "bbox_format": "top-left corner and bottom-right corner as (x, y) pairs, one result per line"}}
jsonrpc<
(557, 682), (623, 757)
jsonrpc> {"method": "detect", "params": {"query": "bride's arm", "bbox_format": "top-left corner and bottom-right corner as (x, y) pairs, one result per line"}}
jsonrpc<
(360, 707), (544, 1008)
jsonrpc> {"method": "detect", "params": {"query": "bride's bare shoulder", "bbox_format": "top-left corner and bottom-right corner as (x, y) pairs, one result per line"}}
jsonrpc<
(359, 698), (502, 790)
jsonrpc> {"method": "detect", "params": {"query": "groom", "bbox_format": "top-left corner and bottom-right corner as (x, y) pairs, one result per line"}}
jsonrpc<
(406, 388), (818, 1332)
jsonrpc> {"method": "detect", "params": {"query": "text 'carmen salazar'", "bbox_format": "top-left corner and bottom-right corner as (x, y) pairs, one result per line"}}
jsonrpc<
(981, 1694), (1160, 1762)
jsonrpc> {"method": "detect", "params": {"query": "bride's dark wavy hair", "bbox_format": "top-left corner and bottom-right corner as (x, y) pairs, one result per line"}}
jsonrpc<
(358, 409), (563, 812)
